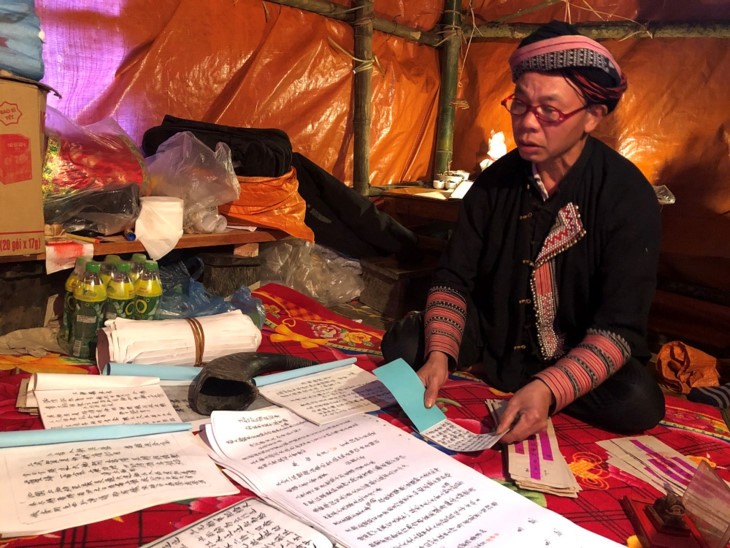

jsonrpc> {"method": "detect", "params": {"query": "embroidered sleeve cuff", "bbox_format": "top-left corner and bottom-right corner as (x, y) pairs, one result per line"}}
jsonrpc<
(424, 286), (467, 368)
(533, 329), (631, 412)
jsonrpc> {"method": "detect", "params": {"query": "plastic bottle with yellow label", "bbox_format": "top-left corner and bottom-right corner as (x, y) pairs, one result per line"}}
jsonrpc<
(130, 253), (147, 283)
(100, 254), (122, 286)
(57, 256), (89, 352)
(133, 260), (163, 320)
(71, 261), (107, 359)
(105, 261), (136, 321)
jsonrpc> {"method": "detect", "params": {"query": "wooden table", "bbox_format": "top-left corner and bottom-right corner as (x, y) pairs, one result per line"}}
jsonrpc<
(0, 229), (288, 263)
(376, 187), (461, 225)
(0, 228), (289, 335)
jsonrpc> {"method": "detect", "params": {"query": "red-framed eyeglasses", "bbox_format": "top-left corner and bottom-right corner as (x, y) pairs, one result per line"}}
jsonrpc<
(501, 94), (588, 124)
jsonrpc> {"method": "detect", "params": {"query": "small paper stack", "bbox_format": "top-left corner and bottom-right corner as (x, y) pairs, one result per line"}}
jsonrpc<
(485, 399), (581, 497)
(14, 378), (37, 415)
(506, 419), (581, 497)
(597, 435), (702, 495)
(29, 373), (182, 429)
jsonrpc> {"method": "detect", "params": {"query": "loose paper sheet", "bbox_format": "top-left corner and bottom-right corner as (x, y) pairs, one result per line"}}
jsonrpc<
(15, 378), (37, 415)
(44, 241), (93, 274)
(257, 363), (395, 425)
(597, 435), (704, 495)
(32, 373), (181, 429)
(161, 384), (211, 430)
(421, 418), (505, 452)
(142, 497), (332, 548)
(204, 408), (622, 548)
(0, 431), (237, 538)
(375, 359), (504, 451)
(253, 358), (356, 387)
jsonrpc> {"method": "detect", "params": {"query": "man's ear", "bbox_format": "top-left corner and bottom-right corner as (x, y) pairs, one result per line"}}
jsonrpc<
(584, 103), (607, 133)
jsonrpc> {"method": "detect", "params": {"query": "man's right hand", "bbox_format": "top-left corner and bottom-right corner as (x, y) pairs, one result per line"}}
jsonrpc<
(417, 351), (450, 408)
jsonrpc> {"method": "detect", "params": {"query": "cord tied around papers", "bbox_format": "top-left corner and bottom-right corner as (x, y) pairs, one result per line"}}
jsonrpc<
(184, 316), (205, 365)
(96, 310), (261, 366)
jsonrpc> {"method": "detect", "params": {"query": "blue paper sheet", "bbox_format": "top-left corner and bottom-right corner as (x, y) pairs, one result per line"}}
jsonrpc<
(373, 358), (446, 432)
(253, 358), (357, 387)
(0, 423), (192, 448)
(105, 362), (201, 381)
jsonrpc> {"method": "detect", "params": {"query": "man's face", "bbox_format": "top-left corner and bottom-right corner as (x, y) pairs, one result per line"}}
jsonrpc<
(510, 72), (603, 172)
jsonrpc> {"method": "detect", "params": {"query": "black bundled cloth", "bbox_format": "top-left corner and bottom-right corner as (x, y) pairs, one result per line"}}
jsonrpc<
(291, 153), (420, 263)
(142, 115), (292, 178)
(142, 116), (421, 262)
(44, 184), (140, 236)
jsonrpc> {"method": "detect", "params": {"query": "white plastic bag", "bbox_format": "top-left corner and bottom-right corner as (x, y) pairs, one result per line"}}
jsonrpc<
(143, 131), (240, 233)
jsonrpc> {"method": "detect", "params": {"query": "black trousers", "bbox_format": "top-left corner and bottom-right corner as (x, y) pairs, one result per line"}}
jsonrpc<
(381, 311), (665, 433)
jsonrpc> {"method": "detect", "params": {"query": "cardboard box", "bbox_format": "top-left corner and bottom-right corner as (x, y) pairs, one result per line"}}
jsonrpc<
(0, 73), (51, 257)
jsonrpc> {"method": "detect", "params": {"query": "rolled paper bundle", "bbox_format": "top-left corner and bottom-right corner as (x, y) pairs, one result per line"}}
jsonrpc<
(96, 310), (261, 367)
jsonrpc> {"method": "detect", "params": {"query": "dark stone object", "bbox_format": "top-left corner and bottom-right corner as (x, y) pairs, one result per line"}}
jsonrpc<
(188, 352), (316, 415)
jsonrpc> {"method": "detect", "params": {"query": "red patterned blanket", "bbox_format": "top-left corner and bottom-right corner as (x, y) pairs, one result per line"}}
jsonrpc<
(0, 282), (728, 547)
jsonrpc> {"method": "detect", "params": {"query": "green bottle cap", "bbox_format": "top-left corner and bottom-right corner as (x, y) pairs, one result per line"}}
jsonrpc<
(144, 260), (159, 271)
(86, 261), (102, 273)
(104, 254), (122, 264)
(116, 261), (132, 273)
(132, 253), (147, 264)
(75, 256), (89, 268)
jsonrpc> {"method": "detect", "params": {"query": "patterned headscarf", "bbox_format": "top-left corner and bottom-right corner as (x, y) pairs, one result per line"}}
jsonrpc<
(508, 21), (627, 112)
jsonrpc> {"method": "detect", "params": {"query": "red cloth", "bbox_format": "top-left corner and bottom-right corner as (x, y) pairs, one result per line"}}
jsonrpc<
(1, 283), (728, 546)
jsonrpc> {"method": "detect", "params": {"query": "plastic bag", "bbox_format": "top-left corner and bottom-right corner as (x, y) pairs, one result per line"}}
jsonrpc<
(219, 168), (314, 241)
(42, 107), (147, 235)
(143, 131), (240, 233)
(260, 240), (364, 307)
(0, 0), (44, 80)
(158, 260), (265, 327)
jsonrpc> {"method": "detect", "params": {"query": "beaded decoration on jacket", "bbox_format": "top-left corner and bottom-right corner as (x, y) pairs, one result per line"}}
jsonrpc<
(530, 202), (586, 359)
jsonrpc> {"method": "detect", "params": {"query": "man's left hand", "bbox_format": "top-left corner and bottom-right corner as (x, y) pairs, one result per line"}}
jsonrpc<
(496, 380), (553, 444)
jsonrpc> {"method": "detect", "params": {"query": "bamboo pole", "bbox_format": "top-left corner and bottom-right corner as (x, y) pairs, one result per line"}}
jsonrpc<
(263, 0), (440, 45)
(352, 0), (373, 196)
(433, 0), (462, 177)
(493, 0), (563, 22)
(468, 21), (730, 41)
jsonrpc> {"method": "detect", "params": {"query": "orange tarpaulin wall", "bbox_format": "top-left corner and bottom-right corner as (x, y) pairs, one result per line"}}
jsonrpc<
(36, 0), (442, 188)
(37, 0), (729, 293)
(456, 2), (730, 295)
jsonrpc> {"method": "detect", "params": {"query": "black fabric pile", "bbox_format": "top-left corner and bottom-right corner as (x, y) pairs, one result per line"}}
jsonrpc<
(142, 116), (421, 263)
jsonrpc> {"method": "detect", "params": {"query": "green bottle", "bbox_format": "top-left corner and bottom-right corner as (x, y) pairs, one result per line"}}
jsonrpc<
(57, 256), (89, 352)
(71, 261), (107, 359)
(130, 253), (147, 283)
(101, 254), (122, 286)
(133, 260), (163, 320)
(105, 262), (136, 321)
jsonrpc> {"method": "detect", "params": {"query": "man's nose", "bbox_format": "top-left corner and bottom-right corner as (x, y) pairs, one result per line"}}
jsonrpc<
(518, 109), (541, 129)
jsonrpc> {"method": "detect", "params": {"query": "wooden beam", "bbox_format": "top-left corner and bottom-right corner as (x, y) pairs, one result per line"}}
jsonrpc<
(433, 0), (462, 177)
(468, 21), (730, 41)
(263, 0), (440, 45)
(352, 0), (373, 196)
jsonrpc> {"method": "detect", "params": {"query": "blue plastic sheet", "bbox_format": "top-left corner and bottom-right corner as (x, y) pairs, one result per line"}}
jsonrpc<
(0, 1), (44, 80)
(158, 260), (266, 328)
